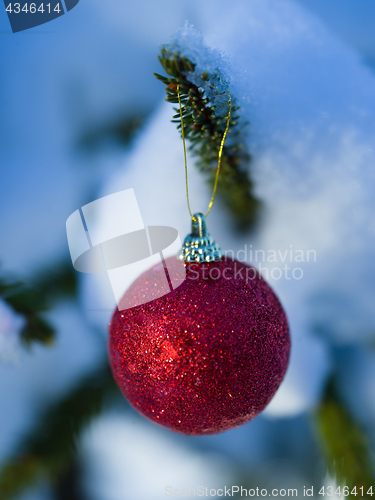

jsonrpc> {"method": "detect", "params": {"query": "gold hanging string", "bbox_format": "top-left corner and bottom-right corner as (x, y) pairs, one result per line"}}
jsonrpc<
(177, 84), (232, 221)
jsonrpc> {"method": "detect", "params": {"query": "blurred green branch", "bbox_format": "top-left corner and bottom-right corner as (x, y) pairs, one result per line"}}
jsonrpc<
(315, 379), (375, 498)
(0, 261), (77, 346)
(0, 361), (118, 500)
(79, 112), (148, 152)
(155, 49), (260, 230)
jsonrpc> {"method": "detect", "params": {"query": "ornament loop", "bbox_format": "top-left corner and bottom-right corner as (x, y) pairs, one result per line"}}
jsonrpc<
(191, 212), (208, 238)
(176, 85), (231, 221)
(178, 213), (223, 263)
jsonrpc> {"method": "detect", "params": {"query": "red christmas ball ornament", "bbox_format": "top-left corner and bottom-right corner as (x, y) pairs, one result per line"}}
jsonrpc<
(109, 214), (290, 435)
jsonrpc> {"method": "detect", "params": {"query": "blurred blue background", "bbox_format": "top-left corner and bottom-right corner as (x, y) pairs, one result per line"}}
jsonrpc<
(1, 1), (375, 499)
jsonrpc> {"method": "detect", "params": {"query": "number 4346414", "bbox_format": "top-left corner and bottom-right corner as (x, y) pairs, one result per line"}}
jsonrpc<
(319, 486), (373, 496)
(6, 3), (61, 14)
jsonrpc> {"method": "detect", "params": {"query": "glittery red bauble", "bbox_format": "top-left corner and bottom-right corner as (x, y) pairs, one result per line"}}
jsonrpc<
(109, 257), (290, 435)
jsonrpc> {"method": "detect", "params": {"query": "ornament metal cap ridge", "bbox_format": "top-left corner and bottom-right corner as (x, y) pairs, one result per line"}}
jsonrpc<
(178, 213), (223, 263)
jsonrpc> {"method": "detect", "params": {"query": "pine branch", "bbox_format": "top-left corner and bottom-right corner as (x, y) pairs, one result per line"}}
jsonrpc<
(315, 379), (375, 497)
(155, 49), (260, 230)
(0, 260), (77, 346)
(0, 361), (119, 500)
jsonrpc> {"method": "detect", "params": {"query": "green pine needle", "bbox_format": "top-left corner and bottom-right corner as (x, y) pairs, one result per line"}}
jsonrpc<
(155, 49), (260, 230)
(315, 379), (375, 497)
(0, 261), (78, 346)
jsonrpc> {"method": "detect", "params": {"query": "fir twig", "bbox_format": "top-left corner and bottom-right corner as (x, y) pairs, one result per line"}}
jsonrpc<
(315, 379), (375, 497)
(155, 49), (260, 230)
(0, 361), (119, 500)
(0, 260), (77, 346)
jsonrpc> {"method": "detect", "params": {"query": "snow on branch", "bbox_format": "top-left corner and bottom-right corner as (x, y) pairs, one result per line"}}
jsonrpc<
(154, 23), (260, 230)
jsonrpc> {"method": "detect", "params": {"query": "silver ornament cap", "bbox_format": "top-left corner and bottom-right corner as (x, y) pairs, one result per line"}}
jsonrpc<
(178, 213), (223, 263)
